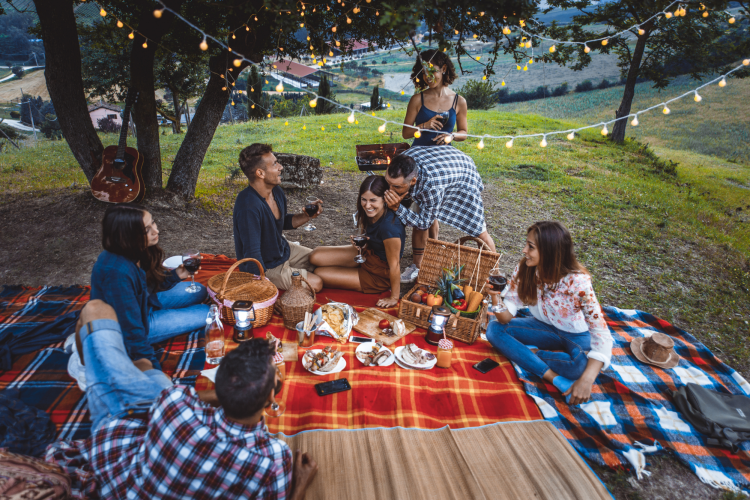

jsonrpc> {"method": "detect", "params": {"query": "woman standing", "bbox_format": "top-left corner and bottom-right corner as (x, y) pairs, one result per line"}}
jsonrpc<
(485, 221), (612, 405)
(309, 176), (405, 308)
(90, 204), (209, 370)
(401, 49), (468, 146)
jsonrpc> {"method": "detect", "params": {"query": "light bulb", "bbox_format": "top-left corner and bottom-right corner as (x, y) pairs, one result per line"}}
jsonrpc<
(631, 115), (639, 126)
(378, 123), (386, 133)
(584, 45), (590, 53)
(232, 33), (236, 39)
(332, 26), (337, 32)
(549, 45), (556, 53)
(346, 16), (351, 24)
(601, 39), (608, 46)
(703, 11), (708, 17)
(347, 112), (355, 123)
(477, 138), (485, 149)
(142, 42), (148, 48)
(231, 101), (235, 105)
(638, 28), (645, 35)
(353, 7), (359, 13)
(228, 48), (232, 52)
(401, 90), (405, 95)
(476, 56), (481, 61)
(246, 26), (250, 31)
(516, 65), (521, 71)
(303, 125), (306, 130)
(719, 77), (727, 87)
(267, 114), (271, 118)
(338, 124), (341, 128)
(276, 83), (284, 92)
(505, 139), (513, 148)
(336, 41), (341, 47)
(265, 80), (268, 84)
(414, 130), (421, 138)
(376, 10), (379, 15)
(355, 120), (358, 124)
(300, 23), (304, 28)
(482, 75), (487, 80)
(251, 104), (255, 108)
(329, 51), (333, 57)
(128, 32), (134, 39)
(601, 124), (608, 136)
(473, 34), (478, 39)
(117, 20), (123, 28)
(222, 86), (227, 91)
(200, 39), (208, 51)
(321, 126), (325, 131)
(540, 137), (547, 147)
(501, 80), (506, 86)
(743, 59), (749, 66)
(729, 17), (735, 24)
(694, 92), (702, 102)
(525, 41), (531, 48)
(529, 58), (533, 64)
(567, 132), (575, 140)
(284, 121), (288, 126)
(503, 27), (511, 35)
(663, 105), (670, 114)
(444, 135), (453, 144)
(523, 65), (528, 71)
(233, 59), (242, 67)
(100, 8), (107, 16)
(310, 99), (317, 107)
(665, 11), (673, 18)
(455, 30), (459, 35)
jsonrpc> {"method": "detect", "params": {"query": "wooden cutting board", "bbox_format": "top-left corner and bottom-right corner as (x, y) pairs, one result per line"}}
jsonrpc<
(354, 308), (417, 345)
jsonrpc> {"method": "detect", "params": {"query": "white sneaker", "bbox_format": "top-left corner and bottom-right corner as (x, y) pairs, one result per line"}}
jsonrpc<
(67, 340), (87, 391)
(400, 263), (420, 283)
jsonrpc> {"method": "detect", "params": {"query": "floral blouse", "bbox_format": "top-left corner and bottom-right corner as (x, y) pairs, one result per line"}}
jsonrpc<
(503, 265), (613, 369)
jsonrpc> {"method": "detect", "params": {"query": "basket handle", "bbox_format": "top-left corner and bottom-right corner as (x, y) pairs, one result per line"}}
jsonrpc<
(455, 236), (487, 249)
(300, 275), (317, 304)
(218, 258), (266, 298)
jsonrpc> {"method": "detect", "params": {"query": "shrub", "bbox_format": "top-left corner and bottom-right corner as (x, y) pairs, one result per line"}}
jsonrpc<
(551, 83), (569, 97)
(456, 79), (499, 110)
(40, 113), (62, 140)
(97, 116), (121, 133)
(370, 85), (383, 111)
(597, 79), (611, 90)
(0, 123), (22, 140)
(10, 110), (20, 119)
(575, 80), (594, 92)
(10, 66), (24, 79)
(316, 74), (338, 115)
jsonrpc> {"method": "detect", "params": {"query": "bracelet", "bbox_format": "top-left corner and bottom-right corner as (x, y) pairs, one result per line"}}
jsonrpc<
(489, 303), (508, 314)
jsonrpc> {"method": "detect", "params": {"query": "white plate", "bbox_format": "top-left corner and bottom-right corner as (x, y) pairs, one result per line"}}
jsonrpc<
(303, 349), (347, 375)
(355, 342), (395, 367)
(394, 356), (430, 371)
(163, 255), (183, 269)
(394, 346), (437, 370)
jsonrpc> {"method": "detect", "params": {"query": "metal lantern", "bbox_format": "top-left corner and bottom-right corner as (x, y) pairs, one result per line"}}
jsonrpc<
(232, 300), (255, 342)
(425, 305), (452, 345)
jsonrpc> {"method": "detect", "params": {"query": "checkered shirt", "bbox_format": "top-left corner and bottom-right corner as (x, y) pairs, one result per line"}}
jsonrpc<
(396, 146), (486, 235)
(47, 385), (292, 500)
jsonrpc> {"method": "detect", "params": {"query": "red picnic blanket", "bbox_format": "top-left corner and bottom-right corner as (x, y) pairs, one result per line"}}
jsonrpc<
(195, 254), (541, 435)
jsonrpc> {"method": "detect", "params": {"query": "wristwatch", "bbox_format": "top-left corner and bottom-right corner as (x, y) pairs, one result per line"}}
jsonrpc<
(488, 300), (508, 314)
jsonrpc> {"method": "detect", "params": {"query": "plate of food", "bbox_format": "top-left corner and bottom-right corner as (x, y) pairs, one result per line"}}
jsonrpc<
(314, 303), (358, 343)
(302, 346), (346, 375)
(355, 342), (394, 367)
(394, 344), (437, 370)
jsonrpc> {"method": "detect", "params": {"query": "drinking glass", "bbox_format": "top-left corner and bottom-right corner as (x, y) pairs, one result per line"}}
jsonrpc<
(303, 196), (319, 232)
(487, 268), (508, 313)
(182, 250), (202, 293)
(265, 366), (286, 417)
(352, 233), (368, 264)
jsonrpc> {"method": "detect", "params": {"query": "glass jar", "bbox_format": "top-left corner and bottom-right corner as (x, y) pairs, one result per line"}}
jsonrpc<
(296, 320), (316, 347)
(437, 338), (453, 369)
(273, 352), (286, 381)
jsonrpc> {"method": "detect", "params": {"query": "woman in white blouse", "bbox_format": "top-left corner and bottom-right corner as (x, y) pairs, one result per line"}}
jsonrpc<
(486, 221), (612, 405)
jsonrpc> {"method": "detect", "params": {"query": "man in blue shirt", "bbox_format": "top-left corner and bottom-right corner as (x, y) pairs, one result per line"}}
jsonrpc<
(233, 144), (323, 291)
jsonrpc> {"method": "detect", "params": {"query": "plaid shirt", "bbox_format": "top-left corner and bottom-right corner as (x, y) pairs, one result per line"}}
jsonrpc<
(47, 386), (292, 500)
(396, 146), (486, 236)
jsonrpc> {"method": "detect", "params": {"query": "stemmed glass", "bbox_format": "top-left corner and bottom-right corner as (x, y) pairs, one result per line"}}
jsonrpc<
(487, 268), (508, 313)
(303, 196), (319, 232)
(352, 233), (368, 264)
(182, 250), (202, 293)
(265, 366), (286, 417)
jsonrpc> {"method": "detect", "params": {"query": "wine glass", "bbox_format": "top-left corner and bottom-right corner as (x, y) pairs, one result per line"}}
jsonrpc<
(303, 196), (319, 232)
(436, 110), (450, 125)
(265, 366), (286, 417)
(182, 250), (202, 293)
(352, 233), (368, 264)
(487, 268), (508, 313)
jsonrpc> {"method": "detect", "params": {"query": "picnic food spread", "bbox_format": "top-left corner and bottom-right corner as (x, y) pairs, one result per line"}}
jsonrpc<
(303, 346), (344, 373)
(355, 342), (393, 366)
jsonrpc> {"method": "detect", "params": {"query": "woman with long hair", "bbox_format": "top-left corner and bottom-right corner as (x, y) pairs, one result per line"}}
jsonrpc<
(486, 221), (612, 405)
(401, 49), (468, 146)
(90, 204), (209, 369)
(309, 176), (405, 308)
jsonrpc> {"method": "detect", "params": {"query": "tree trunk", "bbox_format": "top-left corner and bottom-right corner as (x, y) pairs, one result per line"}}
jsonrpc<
(33, 0), (102, 182)
(166, 61), (232, 197)
(611, 28), (650, 143)
(171, 86), (182, 134)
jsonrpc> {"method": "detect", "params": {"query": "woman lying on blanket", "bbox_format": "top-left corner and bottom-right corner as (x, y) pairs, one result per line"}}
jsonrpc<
(309, 175), (405, 308)
(486, 221), (613, 405)
(89, 204), (209, 370)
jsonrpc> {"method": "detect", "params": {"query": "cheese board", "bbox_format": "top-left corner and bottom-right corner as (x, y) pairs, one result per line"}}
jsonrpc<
(352, 308), (416, 345)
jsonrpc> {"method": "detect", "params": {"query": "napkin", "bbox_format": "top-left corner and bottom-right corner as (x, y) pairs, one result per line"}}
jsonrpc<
(201, 366), (219, 383)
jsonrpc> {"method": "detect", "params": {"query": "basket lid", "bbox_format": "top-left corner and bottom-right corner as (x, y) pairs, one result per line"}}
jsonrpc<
(416, 237), (501, 291)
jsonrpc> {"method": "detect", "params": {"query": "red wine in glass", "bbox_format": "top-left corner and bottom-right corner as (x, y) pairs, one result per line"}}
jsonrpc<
(265, 366), (286, 417)
(488, 271), (507, 292)
(182, 250), (202, 293)
(304, 196), (318, 232)
(352, 234), (368, 264)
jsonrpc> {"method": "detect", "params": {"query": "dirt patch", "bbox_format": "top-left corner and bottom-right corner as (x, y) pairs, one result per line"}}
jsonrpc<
(0, 69), (50, 102)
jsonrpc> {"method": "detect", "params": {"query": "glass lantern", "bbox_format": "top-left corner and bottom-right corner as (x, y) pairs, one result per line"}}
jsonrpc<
(232, 300), (255, 342)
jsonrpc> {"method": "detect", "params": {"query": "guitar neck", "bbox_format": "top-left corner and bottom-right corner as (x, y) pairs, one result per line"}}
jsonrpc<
(115, 96), (134, 161)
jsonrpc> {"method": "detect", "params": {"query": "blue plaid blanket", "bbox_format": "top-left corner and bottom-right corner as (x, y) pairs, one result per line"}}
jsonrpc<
(514, 306), (750, 494)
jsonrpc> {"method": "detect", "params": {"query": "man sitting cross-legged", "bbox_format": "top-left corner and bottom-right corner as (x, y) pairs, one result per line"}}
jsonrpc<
(47, 299), (318, 500)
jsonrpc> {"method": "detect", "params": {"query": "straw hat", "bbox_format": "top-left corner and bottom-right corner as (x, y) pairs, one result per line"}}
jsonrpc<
(630, 332), (680, 369)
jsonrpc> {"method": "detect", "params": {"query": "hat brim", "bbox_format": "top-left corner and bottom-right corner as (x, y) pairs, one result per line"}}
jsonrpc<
(630, 336), (680, 369)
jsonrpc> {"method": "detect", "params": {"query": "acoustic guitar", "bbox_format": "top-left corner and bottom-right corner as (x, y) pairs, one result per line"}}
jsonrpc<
(90, 90), (145, 203)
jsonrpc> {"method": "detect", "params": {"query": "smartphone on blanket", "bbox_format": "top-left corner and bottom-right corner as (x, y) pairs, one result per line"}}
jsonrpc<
(473, 358), (500, 374)
(315, 378), (352, 396)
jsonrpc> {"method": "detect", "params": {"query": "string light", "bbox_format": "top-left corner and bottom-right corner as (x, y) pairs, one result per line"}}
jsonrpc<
(276, 82), (284, 92)
(100, 8), (107, 16)
(414, 130), (421, 138)
(338, 123), (341, 129)
(549, 45), (556, 53)
(501, 80), (506, 86)
(378, 123), (386, 133)
(638, 28), (645, 35)
(744, 59), (749, 66)
(128, 32), (135, 39)
(285, 121), (289, 125)
(601, 124), (608, 136)
(693, 91), (702, 102)
(540, 136), (548, 147)
(310, 98), (317, 107)
(142, 41), (148, 48)
(584, 45), (590, 53)
(505, 139), (514, 148)
(662, 104), (670, 114)
(665, 11), (673, 18)
(567, 132), (575, 140)
(631, 115), (639, 126)
(602, 39), (608, 46)
(303, 125), (306, 130)
(153, 9), (163, 18)
(200, 38), (208, 50)
(444, 135), (453, 144)
(321, 126), (325, 131)
(347, 111), (355, 123)
(703, 11), (709, 17)
(117, 20), (123, 28)
(719, 77), (727, 87)
(729, 16), (735, 24)
(234, 59), (242, 67)
(477, 138), (485, 149)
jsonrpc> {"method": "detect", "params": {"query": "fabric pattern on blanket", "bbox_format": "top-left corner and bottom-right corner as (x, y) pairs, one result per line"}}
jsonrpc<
(0, 285), (206, 442)
(514, 306), (750, 494)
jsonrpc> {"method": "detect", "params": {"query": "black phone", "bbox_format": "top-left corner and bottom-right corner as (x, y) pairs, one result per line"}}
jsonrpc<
(315, 378), (352, 396)
(473, 358), (500, 374)
(350, 336), (373, 343)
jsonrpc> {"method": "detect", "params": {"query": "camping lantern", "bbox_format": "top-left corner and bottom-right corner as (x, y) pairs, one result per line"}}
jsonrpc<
(425, 305), (452, 345)
(232, 300), (255, 342)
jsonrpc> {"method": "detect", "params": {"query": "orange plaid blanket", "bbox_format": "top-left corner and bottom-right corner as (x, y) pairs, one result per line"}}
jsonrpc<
(195, 254), (541, 434)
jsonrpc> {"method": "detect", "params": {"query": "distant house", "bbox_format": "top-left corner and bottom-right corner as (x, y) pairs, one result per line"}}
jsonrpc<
(88, 101), (122, 128)
(269, 58), (321, 89)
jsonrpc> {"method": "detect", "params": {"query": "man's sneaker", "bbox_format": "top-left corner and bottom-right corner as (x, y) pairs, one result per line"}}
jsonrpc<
(400, 263), (420, 283)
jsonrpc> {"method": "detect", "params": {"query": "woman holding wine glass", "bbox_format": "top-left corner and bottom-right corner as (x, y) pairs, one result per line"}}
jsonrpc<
(309, 176), (406, 308)
(401, 49), (468, 146)
(89, 204), (210, 370)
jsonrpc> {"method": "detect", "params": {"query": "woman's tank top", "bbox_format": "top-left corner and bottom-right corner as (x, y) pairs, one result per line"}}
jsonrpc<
(411, 92), (459, 146)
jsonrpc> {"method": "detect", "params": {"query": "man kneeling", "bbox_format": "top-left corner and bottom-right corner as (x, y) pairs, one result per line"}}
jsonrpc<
(47, 299), (317, 500)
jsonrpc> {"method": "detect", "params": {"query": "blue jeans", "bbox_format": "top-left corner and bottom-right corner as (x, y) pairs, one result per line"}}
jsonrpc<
(486, 315), (591, 380)
(148, 282), (209, 345)
(80, 319), (173, 432)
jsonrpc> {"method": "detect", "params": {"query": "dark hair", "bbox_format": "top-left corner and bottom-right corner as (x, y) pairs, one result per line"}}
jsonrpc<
(102, 204), (166, 290)
(386, 154), (417, 181)
(516, 221), (588, 305)
(239, 143), (273, 180)
(411, 49), (457, 91)
(356, 175), (390, 230)
(215, 339), (275, 419)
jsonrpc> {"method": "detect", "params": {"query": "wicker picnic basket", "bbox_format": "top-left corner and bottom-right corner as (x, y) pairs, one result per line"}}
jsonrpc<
(207, 258), (278, 327)
(398, 237), (500, 344)
(279, 271), (317, 329)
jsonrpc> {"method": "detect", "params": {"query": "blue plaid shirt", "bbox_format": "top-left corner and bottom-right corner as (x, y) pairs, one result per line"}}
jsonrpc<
(395, 146), (486, 236)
